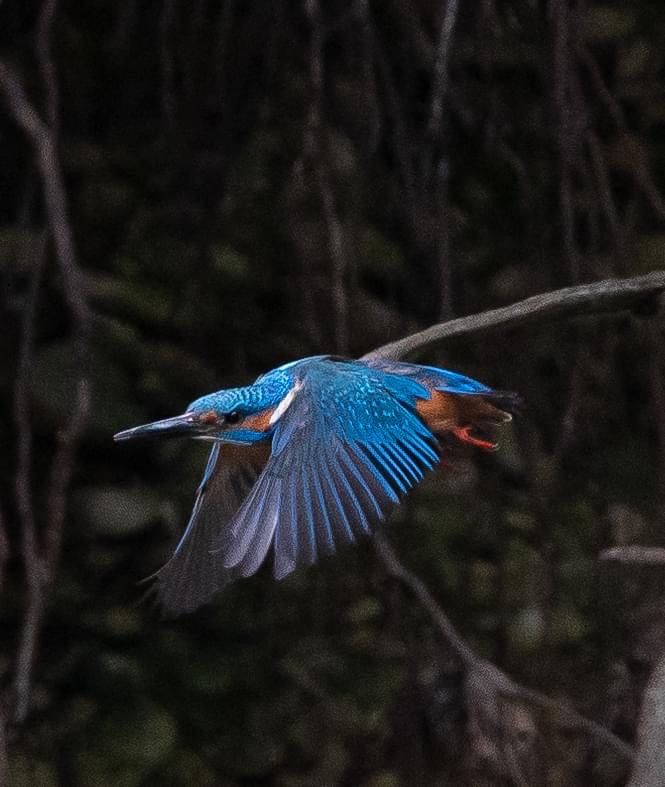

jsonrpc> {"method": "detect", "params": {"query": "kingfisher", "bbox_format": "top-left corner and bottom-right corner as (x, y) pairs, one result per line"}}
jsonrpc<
(114, 356), (519, 615)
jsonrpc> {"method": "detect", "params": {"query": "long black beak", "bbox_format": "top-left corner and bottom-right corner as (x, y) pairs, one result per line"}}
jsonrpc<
(114, 413), (200, 442)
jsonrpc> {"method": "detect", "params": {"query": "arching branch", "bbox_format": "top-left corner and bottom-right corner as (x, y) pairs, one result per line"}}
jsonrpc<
(364, 272), (665, 769)
(364, 271), (665, 362)
(375, 534), (635, 763)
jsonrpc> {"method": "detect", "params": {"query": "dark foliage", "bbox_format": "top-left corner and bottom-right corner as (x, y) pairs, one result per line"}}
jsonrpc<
(1, 0), (664, 784)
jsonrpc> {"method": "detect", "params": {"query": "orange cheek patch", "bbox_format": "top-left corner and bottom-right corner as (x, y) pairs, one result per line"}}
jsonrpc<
(239, 408), (274, 433)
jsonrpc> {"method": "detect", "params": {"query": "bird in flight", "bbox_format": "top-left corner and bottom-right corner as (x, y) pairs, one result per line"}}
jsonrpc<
(115, 356), (519, 615)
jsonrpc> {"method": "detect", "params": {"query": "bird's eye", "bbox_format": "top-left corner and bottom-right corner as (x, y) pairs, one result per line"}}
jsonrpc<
(225, 411), (241, 425)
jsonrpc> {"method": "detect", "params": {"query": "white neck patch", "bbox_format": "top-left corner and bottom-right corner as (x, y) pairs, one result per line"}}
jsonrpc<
(269, 379), (304, 426)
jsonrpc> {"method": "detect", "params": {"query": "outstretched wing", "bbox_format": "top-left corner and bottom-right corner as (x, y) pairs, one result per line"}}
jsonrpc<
(213, 361), (440, 582)
(151, 442), (268, 615)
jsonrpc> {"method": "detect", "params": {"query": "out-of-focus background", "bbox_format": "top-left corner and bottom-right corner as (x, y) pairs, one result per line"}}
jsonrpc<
(1, 1), (664, 785)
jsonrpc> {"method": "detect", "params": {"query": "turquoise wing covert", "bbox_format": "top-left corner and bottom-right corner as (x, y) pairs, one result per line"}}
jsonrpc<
(214, 361), (440, 581)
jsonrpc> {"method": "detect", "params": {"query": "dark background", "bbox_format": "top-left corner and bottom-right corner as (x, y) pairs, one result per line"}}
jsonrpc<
(1, 1), (665, 784)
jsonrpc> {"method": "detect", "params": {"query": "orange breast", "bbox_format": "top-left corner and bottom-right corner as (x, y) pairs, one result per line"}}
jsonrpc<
(416, 390), (461, 432)
(416, 389), (508, 433)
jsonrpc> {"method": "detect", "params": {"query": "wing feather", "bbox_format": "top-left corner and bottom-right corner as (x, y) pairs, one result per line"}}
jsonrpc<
(214, 361), (438, 582)
(151, 443), (267, 615)
(319, 454), (355, 546)
(296, 466), (317, 567)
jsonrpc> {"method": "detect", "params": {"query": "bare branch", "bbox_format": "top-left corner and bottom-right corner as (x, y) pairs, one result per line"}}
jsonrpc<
(0, 41), (91, 724)
(36, 0), (59, 134)
(213, 0), (236, 87)
(551, 0), (582, 281)
(375, 533), (479, 666)
(0, 705), (8, 787)
(508, 673), (634, 762)
(0, 505), (9, 595)
(579, 45), (625, 130)
(587, 130), (622, 254)
(553, 344), (585, 463)
(600, 547), (665, 565)
(304, 0), (350, 355)
(0, 61), (90, 336)
(317, 162), (350, 355)
(628, 650), (665, 787)
(375, 533), (635, 762)
(45, 378), (91, 572)
(647, 323), (665, 495)
(0, 503), (11, 774)
(12, 237), (47, 724)
(373, 32), (418, 232)
(580, 45), (665, 225)
(160, 0), (177, 131)
(364, 271), (665, 361)
(422, 0), (459, 175)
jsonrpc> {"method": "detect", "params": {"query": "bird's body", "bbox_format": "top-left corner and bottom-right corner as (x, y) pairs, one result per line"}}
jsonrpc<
(115, 356), (519, 614)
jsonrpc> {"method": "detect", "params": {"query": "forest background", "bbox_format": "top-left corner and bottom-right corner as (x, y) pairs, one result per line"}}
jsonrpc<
(1, 1), (665, 785)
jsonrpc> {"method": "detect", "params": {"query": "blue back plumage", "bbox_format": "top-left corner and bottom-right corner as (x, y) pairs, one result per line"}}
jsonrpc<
(364, 358), (492, 395)
(271, 358), (430, 452)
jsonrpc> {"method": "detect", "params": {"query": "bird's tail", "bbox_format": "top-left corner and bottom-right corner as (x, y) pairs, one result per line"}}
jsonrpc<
(480, 390), (523, 421)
